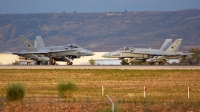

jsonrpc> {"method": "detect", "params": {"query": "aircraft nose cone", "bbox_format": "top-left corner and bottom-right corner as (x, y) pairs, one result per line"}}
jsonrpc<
(146, 58), (153, 62)
(102, 52), (111, 58)
(145, 59), (151, 62)
(86, 50), (94, 56)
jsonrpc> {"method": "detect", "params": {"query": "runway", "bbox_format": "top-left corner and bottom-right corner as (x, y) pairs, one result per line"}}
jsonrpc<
(0, 65), (200, 70)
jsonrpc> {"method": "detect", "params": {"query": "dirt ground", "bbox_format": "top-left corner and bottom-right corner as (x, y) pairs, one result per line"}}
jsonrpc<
(0, 69), (200, 111)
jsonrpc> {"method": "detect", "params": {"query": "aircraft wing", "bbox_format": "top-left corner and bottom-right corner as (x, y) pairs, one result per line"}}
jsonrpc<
(13, 49), (77, 55)
(132, 51), (193, 56)
(13, 51), (48, 54)
(48, 49), (77, 53)
(148, 52), (194, 56)
(180, 53), (194, 56)
(118, 50), (149, 54)
(132, 51), (175, 56)
(132, 51), (149, 54)
(149, 52), (180, 56)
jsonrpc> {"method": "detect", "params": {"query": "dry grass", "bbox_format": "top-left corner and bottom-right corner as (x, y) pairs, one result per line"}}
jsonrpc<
(0, 69), (200, 102)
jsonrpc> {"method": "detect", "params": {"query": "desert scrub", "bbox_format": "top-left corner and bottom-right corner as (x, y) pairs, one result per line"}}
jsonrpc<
(89, 58), (96, 65)
(6, 82), (26, 101)
(57, 80), (78, 98)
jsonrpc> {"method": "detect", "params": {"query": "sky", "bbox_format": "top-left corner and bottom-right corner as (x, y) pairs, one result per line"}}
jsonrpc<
(0, 0), (200, 14)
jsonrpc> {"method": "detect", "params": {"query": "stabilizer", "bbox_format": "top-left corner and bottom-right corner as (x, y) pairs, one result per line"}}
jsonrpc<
(165, 39), (182, 52)
(20, 36), (37, 51)
(160, 39), (172, 51)
(34, 36), (45, 49)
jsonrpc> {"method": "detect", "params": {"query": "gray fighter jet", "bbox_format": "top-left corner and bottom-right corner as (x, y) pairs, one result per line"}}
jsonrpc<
(14, 36), (94, 65)
(102, 39), (192, 65)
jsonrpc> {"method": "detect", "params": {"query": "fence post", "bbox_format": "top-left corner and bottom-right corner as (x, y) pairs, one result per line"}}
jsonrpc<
(144, 86), (146, 98)
(102, 86), (104, 97)
(106, 95), (114, 112)
(188, 86), (190, 99)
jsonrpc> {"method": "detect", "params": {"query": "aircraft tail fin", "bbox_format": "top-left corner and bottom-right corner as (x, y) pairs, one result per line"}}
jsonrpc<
(20, 36), (37, 51)
(34, 36), (45, 49)
(165, 39), (182, 52)
(160, 39), (172, 51)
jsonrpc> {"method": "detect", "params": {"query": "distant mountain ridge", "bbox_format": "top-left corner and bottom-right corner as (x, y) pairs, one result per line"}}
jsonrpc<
(0, 9), (200, 52)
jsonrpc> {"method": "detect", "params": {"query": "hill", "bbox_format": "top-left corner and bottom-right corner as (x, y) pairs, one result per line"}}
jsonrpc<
(0, 9), (200, 52)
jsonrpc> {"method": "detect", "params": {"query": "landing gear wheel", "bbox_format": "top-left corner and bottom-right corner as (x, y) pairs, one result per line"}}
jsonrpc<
(67, 62), (73, 65)
(51, 62), (56, 65)
(150, 62), (154, 65)
(36, 61), (41, 65)
(158, 62), (163, 65)
(50, 58), (56, 65)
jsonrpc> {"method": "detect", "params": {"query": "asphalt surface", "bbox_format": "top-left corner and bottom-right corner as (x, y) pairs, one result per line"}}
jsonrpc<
(0, 65), (200, 69)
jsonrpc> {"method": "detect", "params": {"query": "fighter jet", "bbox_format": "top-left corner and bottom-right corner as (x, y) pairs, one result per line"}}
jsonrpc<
(14, 36), (94, 65)
(102, 39), (192, 65)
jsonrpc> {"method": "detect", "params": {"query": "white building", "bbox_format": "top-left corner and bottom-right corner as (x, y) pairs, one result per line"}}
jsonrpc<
(0, 53), (19, 65)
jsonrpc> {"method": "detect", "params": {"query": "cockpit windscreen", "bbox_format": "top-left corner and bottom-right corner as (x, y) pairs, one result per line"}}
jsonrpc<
(119, 47), (134, 50)
(67, 44), (79, 48)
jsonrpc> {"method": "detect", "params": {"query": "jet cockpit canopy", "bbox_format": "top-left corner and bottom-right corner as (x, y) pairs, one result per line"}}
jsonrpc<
(67, 44), (79, 48)
(119, 47), (134, 51)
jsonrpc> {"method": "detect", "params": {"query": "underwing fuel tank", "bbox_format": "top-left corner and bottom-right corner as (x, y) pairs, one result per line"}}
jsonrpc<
(37, 57), (50, 61)
(132, 58), (143, 62)
(146, 58), (165, 62)
(31, 55), (50, 61)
